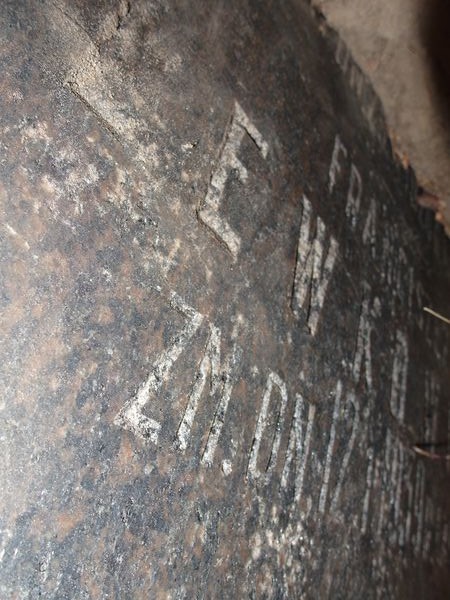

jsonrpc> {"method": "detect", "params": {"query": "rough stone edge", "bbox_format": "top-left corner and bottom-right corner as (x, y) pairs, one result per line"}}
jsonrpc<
(307, 0), (450, 238)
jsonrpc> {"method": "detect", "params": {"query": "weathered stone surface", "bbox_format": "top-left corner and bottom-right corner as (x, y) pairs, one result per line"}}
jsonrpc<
(0, 1), (449, 598)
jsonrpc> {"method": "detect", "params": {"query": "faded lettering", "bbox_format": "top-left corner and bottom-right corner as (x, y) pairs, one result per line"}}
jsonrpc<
(281, 396), (316, 504)
(248, 372), (289, 479)
(362, 197), (377, 257)
(201, 343), (243, 466)
(361, 447), (374, 534)
(346, 163), (362, 228)
(198, 101), (268, 259)
(353, 297), (373, 390)
(319, 380), (342, 514)
(114, 292), (203, 443)
(328, 134), (348, 194)
(292, 195), (339, 335)
(330, 393), (360, 515)
(390, 330), (409, 423)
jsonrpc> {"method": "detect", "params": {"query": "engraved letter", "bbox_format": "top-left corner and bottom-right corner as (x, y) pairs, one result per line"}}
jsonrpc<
(114, 293), (203, 443)
(281, 394), (316, 503)
(328, 134), (348, 194)
(248, 372), (289, 480)
(346, 163), (362, 228)
(174, 320), (242, 467)
(198, 101), (268, 260)
(292, 196), (339, 336)
(390, 330), (409, 423)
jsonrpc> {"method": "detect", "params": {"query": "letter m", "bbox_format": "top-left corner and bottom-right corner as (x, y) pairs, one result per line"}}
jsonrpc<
(291, 196), (339, 336)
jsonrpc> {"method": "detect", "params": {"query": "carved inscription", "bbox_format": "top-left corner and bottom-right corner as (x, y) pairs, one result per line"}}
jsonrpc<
(330, 392), (360, 515)
(281, 395), (316, 504)
(198, 101), (268, 259)
(114, 292), (203, 443)
(390, 330), (409, 423)
(353, 291), (381, 391)
(319, 381), (342, 514)
(110, 101), (448, 572)
(247, 372), (289, 480)
(115, 294), (242, 462)
(291, 195), (339, 335)
(176, 324), (222, 452)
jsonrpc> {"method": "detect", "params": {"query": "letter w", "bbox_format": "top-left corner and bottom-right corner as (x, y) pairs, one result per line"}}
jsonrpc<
(291, 196), (338, 336)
